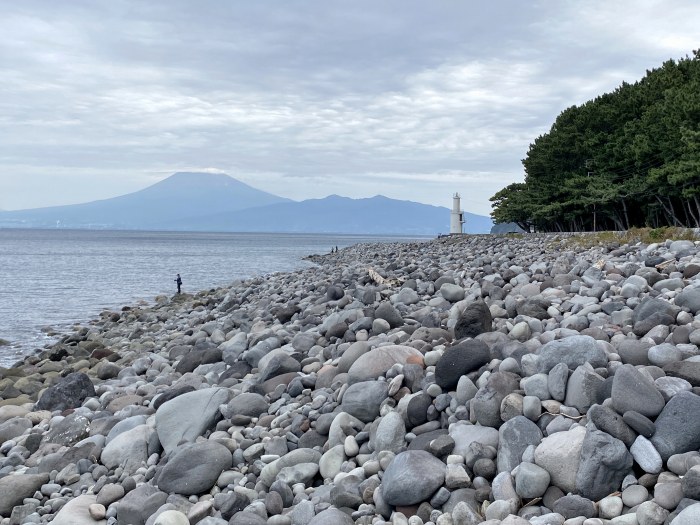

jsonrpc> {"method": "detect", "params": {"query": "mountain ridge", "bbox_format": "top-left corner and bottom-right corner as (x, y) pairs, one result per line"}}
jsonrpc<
(0, 172), (493, 234)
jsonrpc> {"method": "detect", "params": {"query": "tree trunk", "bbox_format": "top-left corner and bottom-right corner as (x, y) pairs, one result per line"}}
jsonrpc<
(656, 196), (683, 226)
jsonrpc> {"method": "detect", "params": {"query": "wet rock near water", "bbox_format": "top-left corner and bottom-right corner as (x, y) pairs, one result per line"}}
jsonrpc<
(1, 232), (700, 524)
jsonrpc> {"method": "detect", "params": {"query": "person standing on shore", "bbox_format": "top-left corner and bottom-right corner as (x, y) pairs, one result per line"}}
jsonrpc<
(174, 273), (182, 294)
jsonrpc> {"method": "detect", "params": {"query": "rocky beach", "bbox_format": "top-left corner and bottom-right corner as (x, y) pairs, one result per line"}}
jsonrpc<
(2, 232), (700, 525)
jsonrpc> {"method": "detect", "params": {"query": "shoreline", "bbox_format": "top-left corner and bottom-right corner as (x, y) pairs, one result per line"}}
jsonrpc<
(1, 233), (700, 524)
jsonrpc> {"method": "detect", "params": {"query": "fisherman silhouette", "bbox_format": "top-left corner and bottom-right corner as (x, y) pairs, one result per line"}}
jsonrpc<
(174, 273), (182, 294)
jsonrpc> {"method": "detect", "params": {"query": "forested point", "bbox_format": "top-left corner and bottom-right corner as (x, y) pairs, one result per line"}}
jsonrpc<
(490, 50), (700, 233)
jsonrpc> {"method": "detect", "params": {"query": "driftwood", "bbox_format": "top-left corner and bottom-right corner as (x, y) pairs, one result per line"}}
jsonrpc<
(367, 268), (402, 287)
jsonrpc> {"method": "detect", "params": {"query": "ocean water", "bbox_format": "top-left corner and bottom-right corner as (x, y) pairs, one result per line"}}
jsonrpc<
(0, 229), (424, 366)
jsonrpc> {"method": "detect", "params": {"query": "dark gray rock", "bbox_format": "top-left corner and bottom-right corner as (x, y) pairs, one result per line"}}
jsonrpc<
(588, 404), (637, 447)
(565, 364), (606, 413)
(611, 364), (665, 418)
(651, 391), (700, 461)
(622, 410), (655, 438)
(223, 392), (270, 418)
(331, 474), (363, 508)
(45, 413), (90, 446)
(381, 450), (446, 505)
(434, 339), (490, 389)
(175, 347), (222, 374)
(536, 335), (607, 373)
(258, 353), (301, 382)
(151, 385), (196, 411)
(115, 484), (167, 525)
(517, 297), (550, 320)
(664, 361), (700, 388)
(375, 302), (403, 329)
(633, 297), (681, 324)
(471, 372), (520, 429)
(616, 339), (652, 366)
(35, 372), (96, 412)
(326, 285), (344, 301)
(156, 441), (232, 495)
(497, 416), (542, 473)
(219, 493), (250, 520)
(547, 362), (569, 402)
(454, 300), (493, 339)
(341, 381), (389, 423)
(552, 494), (597, 519)
(576, 429), (633, 501)
(404, 391), (433, 428)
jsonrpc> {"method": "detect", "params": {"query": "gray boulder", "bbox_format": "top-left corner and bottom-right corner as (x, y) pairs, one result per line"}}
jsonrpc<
(101, 424), (151, 474)
(157, 441), (232, 495)
(565, 364), (605, 413)
(347, 345), (423, 384)
(222, 392), (269, 418)
(0, 473), (49, 517)
(497, 416), (542, 473)
(547, 362), (569, 402)
(341, 380), (389, 423)
(434, 339), (490, 389)
(552, 495), (597, 520)
(308, 508), (354, 525)
(0, 417), (32, 443)
(375, 301), (403, 328)
(440, 283), (465, 302)
(258, 351), (301, 382)
(471, 372), (520, 428)
(534, 425), (586, 493)
(671, 502), (700, 525)
(373, 411), (406, 453)
(612, 364), (665, 418)
(381, 450), (446, 505)
(651, 391), (700, 461)
(34, 372), (95, 412)
(450, 422), (499, 456)
(676, 287), (700, 314)
(536, 335), (607, 373)
(454, 300), (493, 339)
(588, 404), (637, 447)
(115, 484), (167, 525)
(576, 429), (633, 501)
(514, 462), (550, 499)
(155, 387), (231, 453)
(664, 361), (700, 388)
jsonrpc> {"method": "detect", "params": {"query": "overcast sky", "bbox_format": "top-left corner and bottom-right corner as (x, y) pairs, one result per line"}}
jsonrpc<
(1, 1), (698, 215)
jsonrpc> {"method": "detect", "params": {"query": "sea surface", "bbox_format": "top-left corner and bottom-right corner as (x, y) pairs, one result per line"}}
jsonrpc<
(0, 229), (425, 366)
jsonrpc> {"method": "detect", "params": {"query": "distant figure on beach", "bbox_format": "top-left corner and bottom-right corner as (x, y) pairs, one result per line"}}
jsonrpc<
(335, 245), (338, 253)
(174, 273), (182, 294)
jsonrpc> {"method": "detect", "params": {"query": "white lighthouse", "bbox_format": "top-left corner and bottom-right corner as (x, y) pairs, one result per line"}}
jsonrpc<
(450, 193), (465, 234)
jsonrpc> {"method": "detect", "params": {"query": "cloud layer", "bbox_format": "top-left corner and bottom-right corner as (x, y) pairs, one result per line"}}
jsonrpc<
(1, 1), (698, 214)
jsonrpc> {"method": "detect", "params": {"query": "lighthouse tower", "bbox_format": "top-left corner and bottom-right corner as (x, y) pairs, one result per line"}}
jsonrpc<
(450, 193), (465, 234)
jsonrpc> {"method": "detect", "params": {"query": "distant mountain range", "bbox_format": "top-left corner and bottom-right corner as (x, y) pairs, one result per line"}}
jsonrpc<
(0, 172), (493, 235)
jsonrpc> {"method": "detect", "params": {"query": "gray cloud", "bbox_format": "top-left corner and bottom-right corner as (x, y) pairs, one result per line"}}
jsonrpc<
(1, 0), (698, 214)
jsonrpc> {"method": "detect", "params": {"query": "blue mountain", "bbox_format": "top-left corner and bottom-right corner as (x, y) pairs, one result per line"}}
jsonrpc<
(174, 194), (492, 235)
(0, 173), (493, 234)
(0, 172), (289, 230)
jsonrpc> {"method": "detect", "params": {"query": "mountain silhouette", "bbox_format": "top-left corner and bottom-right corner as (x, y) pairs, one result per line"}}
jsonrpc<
(172, 194), (492, 235)
(0, 172), (493, 234)
(0, 172), (289, 230)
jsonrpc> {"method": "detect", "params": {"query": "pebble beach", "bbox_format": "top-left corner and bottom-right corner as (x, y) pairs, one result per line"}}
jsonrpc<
(2, 232), (700, 525)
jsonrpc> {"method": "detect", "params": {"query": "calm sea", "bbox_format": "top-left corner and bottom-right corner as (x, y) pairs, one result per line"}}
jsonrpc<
(0, 229), (425, 366)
